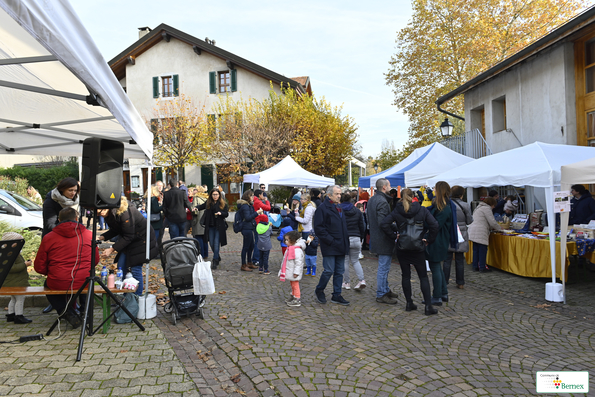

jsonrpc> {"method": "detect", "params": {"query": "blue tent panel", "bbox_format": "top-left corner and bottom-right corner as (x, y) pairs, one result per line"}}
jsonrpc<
(384, 144), (433, 188)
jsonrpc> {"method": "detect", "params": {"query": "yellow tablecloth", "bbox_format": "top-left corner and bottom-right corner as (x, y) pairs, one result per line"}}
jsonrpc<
(464, 234), (594, 278)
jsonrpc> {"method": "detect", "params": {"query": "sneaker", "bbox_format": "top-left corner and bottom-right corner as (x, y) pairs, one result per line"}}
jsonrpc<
(331, 295), (350, 306)
(353, 280), (366, 291)
(343, 283), (351, 290)
(387, 289), (399, 299)
(285, 295), (294, 303)
(259, 268), (264, 274)
(263, 271), (271, 275)
(287, 298), (301, 307)
(376, 292), (398, 304)
(358, 252), (364, 259)
(315, 289), (326, 304)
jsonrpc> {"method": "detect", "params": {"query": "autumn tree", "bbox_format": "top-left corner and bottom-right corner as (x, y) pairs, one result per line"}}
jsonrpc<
(386, 0), (587, 162)
(148, 95), (216, 177)
(212, 86), (359, 180)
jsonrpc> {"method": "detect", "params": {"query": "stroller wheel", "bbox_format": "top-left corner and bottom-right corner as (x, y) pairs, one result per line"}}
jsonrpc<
(196, 308), (204, 319)
(172, 311), (177, 325)
(164, 301), (173, 313)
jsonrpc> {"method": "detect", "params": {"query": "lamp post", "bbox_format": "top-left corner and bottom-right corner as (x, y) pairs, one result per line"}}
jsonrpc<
(440, 117), (454, 137)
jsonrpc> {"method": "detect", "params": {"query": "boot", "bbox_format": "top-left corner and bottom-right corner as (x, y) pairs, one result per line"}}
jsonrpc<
(6, 313), (15, 322)
(14, 315), (32, 324)
(424, 305), (438, 315)
(241, 264), (253, 272)
(311, 265), (316, 276)
(405, 302), (417, 311)
(305, 266), (311, 276)
(247, 262), (258, 269)
(42, 304), (53, 314)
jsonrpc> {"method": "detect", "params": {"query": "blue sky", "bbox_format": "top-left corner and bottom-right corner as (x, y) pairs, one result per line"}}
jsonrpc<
(71, 0), (413, 159)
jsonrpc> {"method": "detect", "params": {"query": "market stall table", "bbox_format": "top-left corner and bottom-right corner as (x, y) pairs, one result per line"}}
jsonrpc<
(465, 233), (595, 279)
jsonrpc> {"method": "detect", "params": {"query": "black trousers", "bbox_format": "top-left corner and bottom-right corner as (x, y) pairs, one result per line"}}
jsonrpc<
(395, 249), (432, 304)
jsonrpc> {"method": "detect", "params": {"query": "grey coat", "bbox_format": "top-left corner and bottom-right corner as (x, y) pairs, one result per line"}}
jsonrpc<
(468, 201), (501, 246)
(448, 198), (473, 253)
(367, 192), (394, 256)
(190, 195), (207, 235)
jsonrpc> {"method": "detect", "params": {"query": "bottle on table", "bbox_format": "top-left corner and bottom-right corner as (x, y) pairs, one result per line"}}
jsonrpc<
(100, 266), (108, 284)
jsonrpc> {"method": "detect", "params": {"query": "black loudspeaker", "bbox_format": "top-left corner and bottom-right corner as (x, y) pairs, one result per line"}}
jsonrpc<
(80, 137), (124, 209)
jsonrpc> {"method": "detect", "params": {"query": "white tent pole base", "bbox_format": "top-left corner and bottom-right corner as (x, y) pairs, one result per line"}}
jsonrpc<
(545, 282), (564, 302)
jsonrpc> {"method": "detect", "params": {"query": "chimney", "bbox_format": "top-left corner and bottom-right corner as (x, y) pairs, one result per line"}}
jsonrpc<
(138, 27), (152, 39)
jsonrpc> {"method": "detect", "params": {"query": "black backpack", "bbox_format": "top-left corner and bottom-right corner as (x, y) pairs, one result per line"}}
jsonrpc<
(397, 217), (426, 252)
(233, 210), (243, 233)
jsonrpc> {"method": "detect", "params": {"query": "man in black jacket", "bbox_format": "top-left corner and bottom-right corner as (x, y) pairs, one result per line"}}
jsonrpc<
(313, 185), (350, 306)
(162, 178), (191, 239)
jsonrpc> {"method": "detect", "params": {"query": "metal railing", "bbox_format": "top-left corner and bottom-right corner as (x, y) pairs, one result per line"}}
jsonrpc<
(441, 128), (492, 159)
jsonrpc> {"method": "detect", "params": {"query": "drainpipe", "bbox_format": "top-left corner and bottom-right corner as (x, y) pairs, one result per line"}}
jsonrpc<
(436, 102), (465, 121)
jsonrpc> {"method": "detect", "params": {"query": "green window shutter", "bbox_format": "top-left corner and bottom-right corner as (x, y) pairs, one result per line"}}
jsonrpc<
(231, 69), (237, 92)
(209, 71), (216, 94)
(173, 74), (179, 96)
(152, 76), (159, 98)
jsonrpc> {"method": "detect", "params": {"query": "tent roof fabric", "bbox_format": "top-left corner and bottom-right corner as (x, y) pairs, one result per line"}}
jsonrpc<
(427, 142), (595, 188)
(561, 157), (595, 186)
(0, 0), (152, 159)
(358, 143), (473, 189)
(243, 156), (335, 187)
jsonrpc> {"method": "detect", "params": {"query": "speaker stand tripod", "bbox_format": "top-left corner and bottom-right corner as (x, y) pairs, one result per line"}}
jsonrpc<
(68, 212), (145, 361)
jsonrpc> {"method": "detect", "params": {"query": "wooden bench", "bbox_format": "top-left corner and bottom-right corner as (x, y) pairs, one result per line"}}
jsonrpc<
(0, 286), (133, 334)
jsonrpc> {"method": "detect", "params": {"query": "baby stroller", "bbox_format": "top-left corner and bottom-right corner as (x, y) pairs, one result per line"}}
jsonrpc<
(160, 237), (206, 324)
(269, 207), (283, 234)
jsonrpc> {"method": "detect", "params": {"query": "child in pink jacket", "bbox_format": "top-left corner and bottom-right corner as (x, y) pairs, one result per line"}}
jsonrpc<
(279, 231), (306, 307)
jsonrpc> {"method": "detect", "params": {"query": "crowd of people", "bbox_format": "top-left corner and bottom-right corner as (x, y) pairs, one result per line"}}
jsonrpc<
(7, 174), (595, 327)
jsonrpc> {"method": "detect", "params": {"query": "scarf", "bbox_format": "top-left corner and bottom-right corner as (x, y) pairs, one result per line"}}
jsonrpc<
(279, 245), (297, 282)
(51, 187), (79, 209)
(297, 201), (312, 233)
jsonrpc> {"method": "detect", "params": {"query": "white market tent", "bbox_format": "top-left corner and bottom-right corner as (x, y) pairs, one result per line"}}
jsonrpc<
(0, 0), (154, 293)
(358, 143), (473, 189)
(0, 0), (152, 159)
(427, 142), (595, 302)
(559, 157), (595, 303)
(243, 156), (335, 187)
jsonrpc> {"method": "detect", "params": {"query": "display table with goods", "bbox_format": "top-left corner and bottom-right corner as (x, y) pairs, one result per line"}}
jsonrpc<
(465, 230), (595, 279)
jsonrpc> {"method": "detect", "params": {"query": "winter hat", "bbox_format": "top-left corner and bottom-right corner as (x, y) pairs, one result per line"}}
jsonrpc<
(292, 194), (301, 201)
(256, 214), (269, 224)
(2, 232), (24, 240)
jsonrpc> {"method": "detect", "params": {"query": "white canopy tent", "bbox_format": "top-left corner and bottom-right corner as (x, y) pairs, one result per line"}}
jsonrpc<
(427, 142), (595, 302)
(559, 157), (595, 304)
(0, 0), (154, 294)
(243, 156), (335, 187)
(358, 143), (472, 189)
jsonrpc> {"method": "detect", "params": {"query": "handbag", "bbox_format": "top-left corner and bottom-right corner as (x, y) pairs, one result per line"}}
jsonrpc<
(456, 224), (465, 243)
(150, 213), (161, 222)
(114, 293), (139, 324)
(192, 255), (215, 295)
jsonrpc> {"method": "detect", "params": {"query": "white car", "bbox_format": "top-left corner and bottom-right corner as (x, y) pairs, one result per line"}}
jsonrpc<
(0, 189), (43, 232)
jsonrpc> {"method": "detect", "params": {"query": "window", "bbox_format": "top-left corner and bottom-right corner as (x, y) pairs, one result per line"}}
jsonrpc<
(219, 71), (230, 93)
(152, 74), (179, 98)
(209, 69), (237, 94)
(131, 176), (140, 188)
(492, 96), (507, 132)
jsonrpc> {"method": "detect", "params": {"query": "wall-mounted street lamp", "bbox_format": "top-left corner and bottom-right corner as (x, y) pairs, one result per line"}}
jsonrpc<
(440, 117), (454, 137)
(374, 163), (378, 173)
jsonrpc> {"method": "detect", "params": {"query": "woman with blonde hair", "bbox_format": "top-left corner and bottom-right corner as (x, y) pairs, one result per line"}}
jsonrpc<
(148, 186), (163, 242)
(425, 181), (457, 306)
(191, 186), (210, 260)
(381, 189), (439, 315)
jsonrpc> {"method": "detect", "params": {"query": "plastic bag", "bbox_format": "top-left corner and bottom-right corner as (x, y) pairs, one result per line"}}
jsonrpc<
(192, 256), (215, 295)
(457, 224), (465, 243)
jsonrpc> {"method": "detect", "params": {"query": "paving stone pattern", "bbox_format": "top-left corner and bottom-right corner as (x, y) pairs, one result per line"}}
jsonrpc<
(2, 228), (594, 396)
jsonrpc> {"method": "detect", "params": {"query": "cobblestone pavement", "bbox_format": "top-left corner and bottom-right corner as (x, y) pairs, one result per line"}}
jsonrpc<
(2, 229), (594, 396)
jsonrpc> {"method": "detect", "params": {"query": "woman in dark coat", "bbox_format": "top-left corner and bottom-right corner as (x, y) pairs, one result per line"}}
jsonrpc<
(381, 188), (439, 315)
(148, 186), (163, 242)
(445, 186), (473, 289)
(425, 181), (454, 306)
(42, 177), (80, 238)
(236, 190), (263, 272)
(196, 188), (229, 269)
(98, 197), (158, 295)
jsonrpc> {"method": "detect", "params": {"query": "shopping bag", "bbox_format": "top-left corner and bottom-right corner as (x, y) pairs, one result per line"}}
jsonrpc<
(456, 224), (465, 243)
(114, 293), (139, 324)
(192, 256), (215, 295)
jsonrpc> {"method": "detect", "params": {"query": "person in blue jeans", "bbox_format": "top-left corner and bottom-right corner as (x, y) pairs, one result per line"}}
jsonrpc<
(194, 188), (229, 269)
(237, 190), (263, 272)
(98, 197), (159, 296)
(313, 185), (350, 306)
(162, 178), (191, 239)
